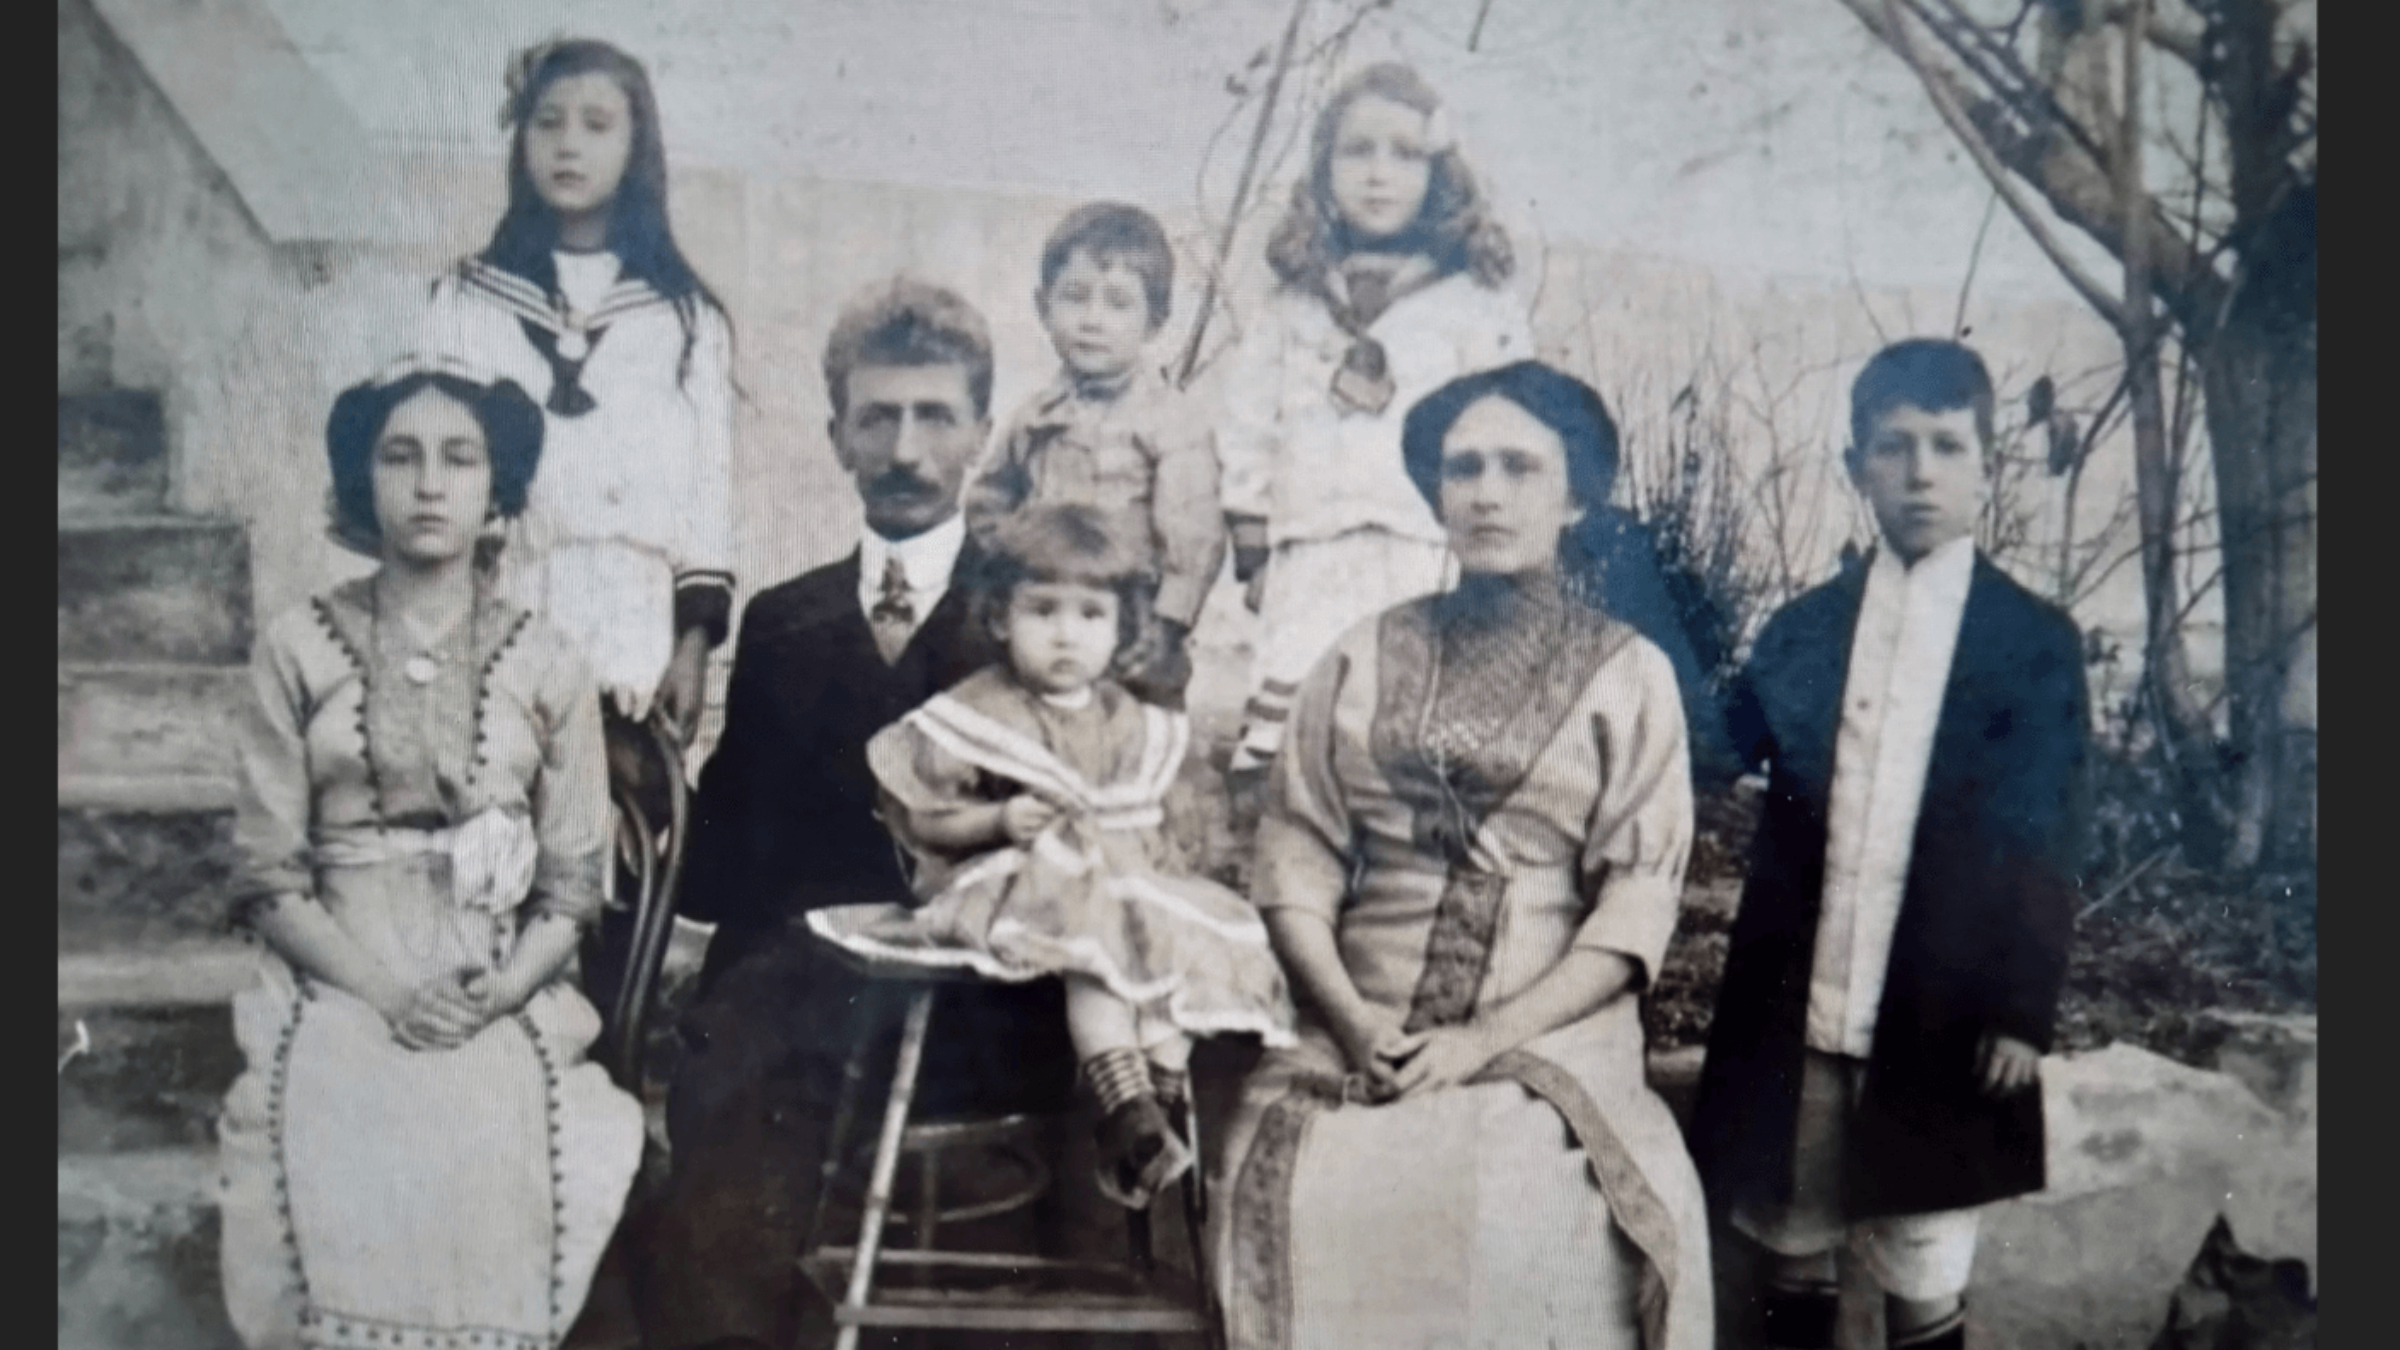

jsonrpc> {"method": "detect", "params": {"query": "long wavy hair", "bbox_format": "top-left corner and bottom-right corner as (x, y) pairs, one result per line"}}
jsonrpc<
(471, 38), (730, 384)
(1264, 63), (1514, 296)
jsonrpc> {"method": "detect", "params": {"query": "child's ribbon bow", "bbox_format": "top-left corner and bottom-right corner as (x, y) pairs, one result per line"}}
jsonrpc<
(449, 806), (542, 915)
(500, 38), (567, 130)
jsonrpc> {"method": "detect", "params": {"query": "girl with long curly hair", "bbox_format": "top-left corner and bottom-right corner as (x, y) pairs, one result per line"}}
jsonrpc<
(418, 37), (740, 1028)
(1217, 62), (1534, 796)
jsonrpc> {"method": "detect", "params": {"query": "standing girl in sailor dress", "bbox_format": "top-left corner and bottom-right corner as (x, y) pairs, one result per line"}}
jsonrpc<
(425, 38), (736, 757)
(1217, 62), (1533, 792)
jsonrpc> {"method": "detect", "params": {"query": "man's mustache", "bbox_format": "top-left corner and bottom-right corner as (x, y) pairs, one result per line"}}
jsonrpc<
(865, 469), (940, 499)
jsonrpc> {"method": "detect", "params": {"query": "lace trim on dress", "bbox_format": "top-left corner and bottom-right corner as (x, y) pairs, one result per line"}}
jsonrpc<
(1366, 582), (1638, 1030)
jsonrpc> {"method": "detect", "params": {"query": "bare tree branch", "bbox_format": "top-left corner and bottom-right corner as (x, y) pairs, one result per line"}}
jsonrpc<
(1952, 187), (2002, 336)
(1857, 0), (2131, 326)
(1837, 0), (2235, 331)
(1176, 0), (1313, 387)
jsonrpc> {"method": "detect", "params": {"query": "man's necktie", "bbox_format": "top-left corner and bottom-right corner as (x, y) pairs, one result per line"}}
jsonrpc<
(870, 553), (916, 663)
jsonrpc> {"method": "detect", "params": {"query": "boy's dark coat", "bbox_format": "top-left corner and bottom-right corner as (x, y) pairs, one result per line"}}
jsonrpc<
(1691, 551), (2092, 1221)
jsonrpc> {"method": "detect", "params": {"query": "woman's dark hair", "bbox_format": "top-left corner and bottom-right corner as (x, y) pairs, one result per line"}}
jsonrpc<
(1400, 360), (1619, 519)
(974, 504), (1154, 657)
(325, 372), (545, 556)
(476, 38), (730, 383)
(1265, 63), (1514, 294)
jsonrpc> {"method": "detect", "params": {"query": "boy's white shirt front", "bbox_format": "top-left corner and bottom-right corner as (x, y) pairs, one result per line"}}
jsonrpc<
(1807, 533), (1977, 1058)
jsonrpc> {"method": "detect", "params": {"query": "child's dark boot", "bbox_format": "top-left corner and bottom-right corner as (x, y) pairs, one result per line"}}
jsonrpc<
(1083, 1047), (1192, 1210)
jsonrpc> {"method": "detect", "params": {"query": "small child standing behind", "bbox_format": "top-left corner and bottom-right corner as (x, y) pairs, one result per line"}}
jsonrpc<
(1217, 61), (1533, 785)
(1692, 340), (2094, 1350)
(963, 203), (1225, 708)
(809, 505), (1296, 1210)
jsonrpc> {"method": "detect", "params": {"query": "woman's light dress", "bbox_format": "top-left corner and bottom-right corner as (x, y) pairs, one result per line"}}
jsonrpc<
(216, 577), (644, 1350)
(1212, 590), (1714, 1350)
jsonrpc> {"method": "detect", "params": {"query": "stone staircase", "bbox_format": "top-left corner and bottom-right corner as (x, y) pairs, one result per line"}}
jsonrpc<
(58, 388), (254, 1350)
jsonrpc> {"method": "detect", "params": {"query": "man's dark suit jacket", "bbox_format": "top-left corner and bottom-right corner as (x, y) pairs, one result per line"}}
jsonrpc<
(1690, 551), (2093, 1221)
(642, 542), (1086, 1348)
(675, 543), (1076, 1111)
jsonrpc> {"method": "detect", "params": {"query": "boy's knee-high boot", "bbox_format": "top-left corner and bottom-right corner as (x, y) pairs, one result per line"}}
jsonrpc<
(1889, 1302), (1966, 1350)
(1758, 1277), (1839, 1350)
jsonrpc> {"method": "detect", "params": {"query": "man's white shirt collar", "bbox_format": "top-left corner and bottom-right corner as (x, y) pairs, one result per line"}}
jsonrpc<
(857, 512), (968, 623)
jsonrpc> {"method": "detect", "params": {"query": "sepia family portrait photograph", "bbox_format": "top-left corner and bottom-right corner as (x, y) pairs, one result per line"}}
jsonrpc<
(58, 2), (2316, 1348)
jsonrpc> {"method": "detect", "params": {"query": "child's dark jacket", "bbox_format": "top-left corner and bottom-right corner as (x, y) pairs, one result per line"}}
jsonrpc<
(1691, 551), (2092, 1220)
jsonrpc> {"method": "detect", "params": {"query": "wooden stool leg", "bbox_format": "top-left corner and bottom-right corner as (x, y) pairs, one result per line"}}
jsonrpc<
(833, 986), (936, 1350)
(915, 1147), (941, 1289)
(1178, 1097), (1226, 1350)
(804, 998), (879, 1258)
(1126, 1203), (1154, 1275)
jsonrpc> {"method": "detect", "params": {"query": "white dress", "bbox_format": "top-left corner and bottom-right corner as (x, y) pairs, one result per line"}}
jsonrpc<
(216, 578), (644, 1349)
(422, 251), (736, 719)
(1214, 267), (1533, 763)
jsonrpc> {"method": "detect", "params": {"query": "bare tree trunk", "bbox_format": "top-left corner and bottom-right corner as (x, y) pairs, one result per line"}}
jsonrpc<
(2200, 0), (2318, 874)
(2115, 0), (2224, 853)
(2201, 280), (2317, 873)
(1839, 0), (2314, 879)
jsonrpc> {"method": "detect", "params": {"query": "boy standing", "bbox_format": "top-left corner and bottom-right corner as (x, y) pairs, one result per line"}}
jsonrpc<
(1692, 339), (2093, 1350)
(963, 201), (1226, 707)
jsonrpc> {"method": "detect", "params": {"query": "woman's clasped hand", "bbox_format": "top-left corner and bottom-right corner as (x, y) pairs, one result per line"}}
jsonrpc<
(380, 967), (506, 1051)
(1333, 1003), (1502, 1102)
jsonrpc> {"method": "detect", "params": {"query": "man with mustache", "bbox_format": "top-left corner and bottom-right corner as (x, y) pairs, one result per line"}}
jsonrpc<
(638, 277), (1080, 1350)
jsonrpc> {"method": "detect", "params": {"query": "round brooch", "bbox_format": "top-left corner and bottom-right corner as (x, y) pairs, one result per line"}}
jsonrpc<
(556, 322), (590, 363)
(403, 654), (441, 686)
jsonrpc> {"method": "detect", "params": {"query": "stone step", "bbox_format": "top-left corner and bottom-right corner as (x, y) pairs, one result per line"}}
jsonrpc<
(57, 1147), (242, 1350)
(58, 662), (244, 792)
(59, 807), (245, 953)
(59, 1003), (240, 1153)
(59, 940), (265, 1010)
(59, 515), (252, 665)
(58, 389), (170, 518)
(57, 771), (239, 813)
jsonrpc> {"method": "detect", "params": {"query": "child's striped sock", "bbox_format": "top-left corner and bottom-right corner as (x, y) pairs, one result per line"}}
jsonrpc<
(1082, 1046), (1155, 1117)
